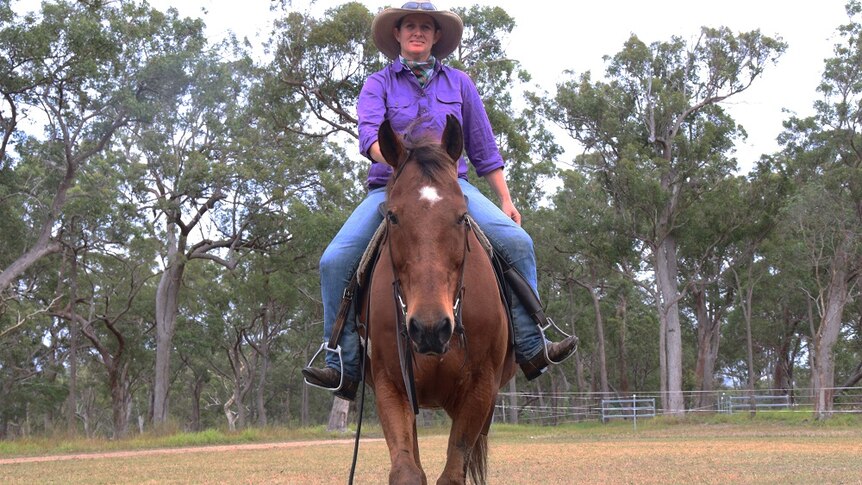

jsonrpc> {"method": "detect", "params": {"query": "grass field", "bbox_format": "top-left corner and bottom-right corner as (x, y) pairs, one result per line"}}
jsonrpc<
(2, 415), (862, 484)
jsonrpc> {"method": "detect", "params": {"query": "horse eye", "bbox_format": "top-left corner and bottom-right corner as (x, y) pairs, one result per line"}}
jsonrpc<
(457, 213), (467, 225)
(388, 211), (399, 225)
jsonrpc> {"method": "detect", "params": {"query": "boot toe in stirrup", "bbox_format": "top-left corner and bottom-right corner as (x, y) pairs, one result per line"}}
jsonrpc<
(302, 366), (340, 388)
(547, 334), (579, 362)
(302, 367), (359, 402)
(518, 335), (579, 381)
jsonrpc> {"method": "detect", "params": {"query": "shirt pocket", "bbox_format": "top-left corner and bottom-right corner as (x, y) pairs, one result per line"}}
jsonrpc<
(435, 91), (463, 121)
(385, 92), (419, 132)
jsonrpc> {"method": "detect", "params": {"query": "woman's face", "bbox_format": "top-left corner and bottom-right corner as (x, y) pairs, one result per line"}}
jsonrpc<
(394, 13), (441, 61)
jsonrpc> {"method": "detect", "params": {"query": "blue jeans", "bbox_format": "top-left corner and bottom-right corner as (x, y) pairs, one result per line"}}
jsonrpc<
(319, 180), (544, 381)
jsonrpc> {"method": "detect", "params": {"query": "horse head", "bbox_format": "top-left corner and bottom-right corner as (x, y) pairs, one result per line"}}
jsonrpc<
(378, 114), (467, 356)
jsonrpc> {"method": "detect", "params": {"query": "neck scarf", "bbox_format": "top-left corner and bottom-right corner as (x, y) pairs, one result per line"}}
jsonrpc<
(402, 56), (436, 88)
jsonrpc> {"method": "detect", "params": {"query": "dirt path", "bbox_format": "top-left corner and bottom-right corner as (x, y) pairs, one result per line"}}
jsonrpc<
(0, 438), (386, 465)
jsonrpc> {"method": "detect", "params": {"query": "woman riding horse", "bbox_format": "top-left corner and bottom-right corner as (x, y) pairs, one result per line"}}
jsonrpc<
(302, 2), (577, 401)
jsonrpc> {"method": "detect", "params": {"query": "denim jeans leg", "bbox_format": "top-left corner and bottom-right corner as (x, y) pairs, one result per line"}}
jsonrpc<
(459, 180), (544, 362)
(319, 187), (387, 381)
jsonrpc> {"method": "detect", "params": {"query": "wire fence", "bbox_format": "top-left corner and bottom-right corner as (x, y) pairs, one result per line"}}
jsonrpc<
(490, 387), (862, 425)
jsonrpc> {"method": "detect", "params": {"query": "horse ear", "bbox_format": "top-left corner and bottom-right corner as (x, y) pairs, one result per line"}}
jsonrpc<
(441, 114), (464, 164)
(378, 120), (405, 169)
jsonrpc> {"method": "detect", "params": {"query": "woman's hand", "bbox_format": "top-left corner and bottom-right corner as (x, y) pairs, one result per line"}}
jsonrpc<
(500, 199), (522, 226)
(484, 168), (522, 226)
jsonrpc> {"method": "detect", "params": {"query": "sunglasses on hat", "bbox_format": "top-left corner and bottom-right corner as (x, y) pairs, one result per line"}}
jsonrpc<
(401, 2), (436, 10)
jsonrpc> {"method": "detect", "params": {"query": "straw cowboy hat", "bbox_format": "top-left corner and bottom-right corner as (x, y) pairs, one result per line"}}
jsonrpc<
(372, 2), (464, 60)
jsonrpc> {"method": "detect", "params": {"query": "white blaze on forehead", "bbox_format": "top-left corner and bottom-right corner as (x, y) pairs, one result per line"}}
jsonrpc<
(419, 186), (442, 205)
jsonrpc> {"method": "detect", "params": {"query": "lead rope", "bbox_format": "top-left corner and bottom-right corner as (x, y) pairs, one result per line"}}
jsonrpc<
(348, 335), (366, 485)
(348, 224), (385, 484)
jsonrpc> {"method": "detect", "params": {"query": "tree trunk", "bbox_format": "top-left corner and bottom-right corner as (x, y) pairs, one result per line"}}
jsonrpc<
(66, 250), (80, 434)
(812, 241), (851, 419)
(655, 293), (668, 411)
(508, 378), (518, 424)
(109, 363), (131, 439)
(693, 285), (721, 410)
(575, 354), (589, 420)
(301, 325), (309, 427)
(773, 306), (799, 395)
(327, 397), (350, 432)
(152, 235), (185, 427)
(224, 393), (238, 431)
(589, 286), (609, 397)
(616, 293), (629, 394)
(234, 384), (247, 429)
(256, 301), (273, 427)
(656, 235), (684, 414)
(190, 374), (205, 432)
(743, 282), (757, 416)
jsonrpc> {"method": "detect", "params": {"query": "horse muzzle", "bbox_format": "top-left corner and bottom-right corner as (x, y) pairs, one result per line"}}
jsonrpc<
(408, 315), (453, 356)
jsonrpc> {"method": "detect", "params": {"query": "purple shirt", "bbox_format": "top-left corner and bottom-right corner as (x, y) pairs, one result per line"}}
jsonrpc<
(357, 58), (505, 188)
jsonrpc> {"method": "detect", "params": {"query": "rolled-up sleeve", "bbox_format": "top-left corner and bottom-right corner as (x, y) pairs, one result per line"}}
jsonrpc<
(459, 72), (505, 177)
(358, 74), (386, 160)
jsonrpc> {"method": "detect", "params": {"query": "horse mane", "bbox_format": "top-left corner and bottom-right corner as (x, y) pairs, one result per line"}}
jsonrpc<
(387, 135), (458, 191)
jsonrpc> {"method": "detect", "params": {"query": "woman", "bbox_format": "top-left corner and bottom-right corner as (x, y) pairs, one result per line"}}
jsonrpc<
(302, 2), (577, 401)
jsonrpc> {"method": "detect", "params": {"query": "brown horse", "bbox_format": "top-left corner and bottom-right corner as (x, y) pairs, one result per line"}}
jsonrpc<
(362, 115), (515, 485)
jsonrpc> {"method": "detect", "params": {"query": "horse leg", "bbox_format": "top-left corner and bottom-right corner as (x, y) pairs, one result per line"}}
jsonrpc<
(437, 380), (497, 485)
(376, 378), (427, 485)
(412, 420), (428, 485)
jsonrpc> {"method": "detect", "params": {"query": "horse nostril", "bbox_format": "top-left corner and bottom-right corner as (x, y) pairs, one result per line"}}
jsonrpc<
(408, 317), (423, 345)
(408, 316), (453, 355)
(436, 317), (453, 346)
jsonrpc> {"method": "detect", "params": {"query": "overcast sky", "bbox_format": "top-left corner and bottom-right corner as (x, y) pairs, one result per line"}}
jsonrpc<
(12, 0), (853, 172)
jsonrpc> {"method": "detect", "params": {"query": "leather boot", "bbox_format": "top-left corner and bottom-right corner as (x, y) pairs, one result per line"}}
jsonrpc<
(519, 334), (579, 380)
(499, 256), (579, 379)
(301, 366), (359, 401)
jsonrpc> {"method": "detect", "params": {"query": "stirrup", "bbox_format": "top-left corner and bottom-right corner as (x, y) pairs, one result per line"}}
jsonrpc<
(303, 342), (345, 391)
(539, 317), (578, 365)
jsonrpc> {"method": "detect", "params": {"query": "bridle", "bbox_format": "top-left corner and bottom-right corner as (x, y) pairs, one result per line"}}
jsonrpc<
(384, 158), (472, 414)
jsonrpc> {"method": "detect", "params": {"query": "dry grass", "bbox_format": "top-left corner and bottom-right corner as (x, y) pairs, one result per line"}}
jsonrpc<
(2, 422), (862, 484)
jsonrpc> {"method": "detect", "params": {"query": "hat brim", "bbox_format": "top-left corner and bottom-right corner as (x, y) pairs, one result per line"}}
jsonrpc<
(372, 8), (463, 60)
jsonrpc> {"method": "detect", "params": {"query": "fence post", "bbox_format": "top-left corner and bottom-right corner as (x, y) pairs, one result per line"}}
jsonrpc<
(633, 394), (637, 431)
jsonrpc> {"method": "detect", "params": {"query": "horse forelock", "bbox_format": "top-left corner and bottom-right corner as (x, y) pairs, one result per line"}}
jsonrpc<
(387, 136), (458, 195)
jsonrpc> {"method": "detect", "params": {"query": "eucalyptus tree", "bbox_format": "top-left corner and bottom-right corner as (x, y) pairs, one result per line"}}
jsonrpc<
(536, 167), (636, 395)
(547, 28), (786, 413)
(46, 146), (159, 438)
(451, 6), (560, 210)
(0, 1), (206, 306)
(772, 1), (862, 418)
(271, 1), (382, 141)
(675, 170), (785, 409)
(51, 238), (157, 438)
(131, 17), (347, 425)
(124, 45), (272, 426)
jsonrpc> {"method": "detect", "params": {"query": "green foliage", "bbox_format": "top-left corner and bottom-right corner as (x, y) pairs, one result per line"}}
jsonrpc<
(3, 0), (862, 439)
